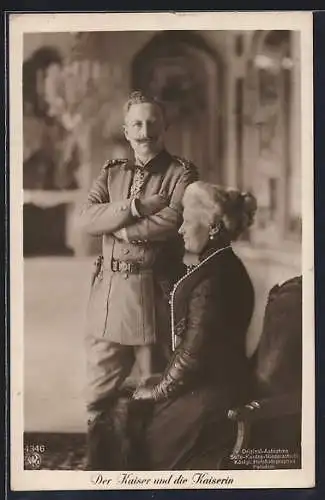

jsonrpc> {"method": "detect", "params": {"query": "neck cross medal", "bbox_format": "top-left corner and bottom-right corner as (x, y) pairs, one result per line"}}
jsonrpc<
(130, 167), (146, 198)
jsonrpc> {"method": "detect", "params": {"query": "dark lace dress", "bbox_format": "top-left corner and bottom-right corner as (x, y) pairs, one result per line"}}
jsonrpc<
(144, 243), (255, 470)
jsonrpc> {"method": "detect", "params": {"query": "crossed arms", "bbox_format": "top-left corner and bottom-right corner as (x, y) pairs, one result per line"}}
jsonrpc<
(77, 166), (197, 242)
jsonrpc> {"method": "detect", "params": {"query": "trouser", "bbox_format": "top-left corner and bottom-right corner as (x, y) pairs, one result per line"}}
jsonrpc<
(85, 338), (161, 470)
(85, 338), (159, 411)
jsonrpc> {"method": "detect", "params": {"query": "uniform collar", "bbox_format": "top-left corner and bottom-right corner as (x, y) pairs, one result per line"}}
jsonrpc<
(124, 149), (172, 173)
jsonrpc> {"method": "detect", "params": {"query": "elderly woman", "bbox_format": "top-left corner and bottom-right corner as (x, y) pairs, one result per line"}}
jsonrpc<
(133, 181), (257, 470)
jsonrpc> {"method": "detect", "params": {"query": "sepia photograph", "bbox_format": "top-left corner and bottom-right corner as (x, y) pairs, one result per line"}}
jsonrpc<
(9, 11), (314, 491)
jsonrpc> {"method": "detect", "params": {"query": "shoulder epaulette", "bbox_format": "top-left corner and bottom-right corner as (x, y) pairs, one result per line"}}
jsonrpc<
(172, 156), (199, 180)
(172, 155), (196, 171)
(103, 158), (128, 169)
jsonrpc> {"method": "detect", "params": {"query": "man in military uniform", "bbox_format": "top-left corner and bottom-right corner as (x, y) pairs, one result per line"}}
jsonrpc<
(78, 91), (198, 469)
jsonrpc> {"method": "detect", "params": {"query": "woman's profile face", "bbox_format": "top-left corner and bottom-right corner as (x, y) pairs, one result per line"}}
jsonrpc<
(179, 207), (211, 254)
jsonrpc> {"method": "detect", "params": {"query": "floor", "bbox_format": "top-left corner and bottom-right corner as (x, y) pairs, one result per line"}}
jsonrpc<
(24, 257), (93, 433)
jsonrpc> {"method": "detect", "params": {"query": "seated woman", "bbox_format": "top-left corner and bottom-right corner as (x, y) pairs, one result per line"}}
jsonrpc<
(133, 181), (257, 470)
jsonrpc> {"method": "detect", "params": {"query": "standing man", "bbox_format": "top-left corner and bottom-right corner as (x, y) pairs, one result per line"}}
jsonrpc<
(78, 91), (198, 469)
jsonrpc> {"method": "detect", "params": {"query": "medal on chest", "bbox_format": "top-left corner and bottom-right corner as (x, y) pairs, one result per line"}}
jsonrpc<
(130, 167), (146, 198)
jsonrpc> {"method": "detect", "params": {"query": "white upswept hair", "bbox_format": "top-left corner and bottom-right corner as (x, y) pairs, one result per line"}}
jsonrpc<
(182, 181), (257, 241)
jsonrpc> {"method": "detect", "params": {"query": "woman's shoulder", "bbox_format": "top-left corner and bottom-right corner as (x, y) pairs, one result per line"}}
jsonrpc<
(182, 246), (252, 297)
(209, 246), (249, 278)
(211, 247), (254, 296)
(225, 247), (251, 275)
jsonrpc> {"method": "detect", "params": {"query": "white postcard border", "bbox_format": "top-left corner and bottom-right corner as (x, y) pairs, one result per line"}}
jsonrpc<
(9, 10), (315, 491)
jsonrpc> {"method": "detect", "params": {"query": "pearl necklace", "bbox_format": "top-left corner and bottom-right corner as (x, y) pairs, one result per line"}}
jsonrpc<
(170, 245), (231, 351)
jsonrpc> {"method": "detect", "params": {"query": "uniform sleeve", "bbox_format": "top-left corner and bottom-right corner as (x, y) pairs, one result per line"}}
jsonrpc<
(76, 167), (135, 236)
(124, 165), (198, 243)
(152, 278), (218, 401)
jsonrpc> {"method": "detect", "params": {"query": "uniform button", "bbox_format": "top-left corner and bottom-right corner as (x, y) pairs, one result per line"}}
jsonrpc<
(121, 205), (128, 211)
(123, 273), (129, 279)
(123, 249), (130, 255)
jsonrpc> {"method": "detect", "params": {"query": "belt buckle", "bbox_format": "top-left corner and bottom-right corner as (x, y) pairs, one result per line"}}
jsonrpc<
(119, 261), (130, 273)
(112, 259), (140, 276)
(121, 260), (131, 280)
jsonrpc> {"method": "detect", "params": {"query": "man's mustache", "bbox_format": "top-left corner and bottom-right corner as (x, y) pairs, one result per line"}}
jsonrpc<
(136, 137), (158, 144)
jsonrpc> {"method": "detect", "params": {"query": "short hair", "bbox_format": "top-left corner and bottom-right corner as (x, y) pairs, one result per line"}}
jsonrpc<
(183, 181), (257, 241)
(123, 90), (166, 120)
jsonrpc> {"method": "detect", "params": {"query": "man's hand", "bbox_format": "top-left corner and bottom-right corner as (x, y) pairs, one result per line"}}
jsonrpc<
(136, 194), (168, 217)
(112, 194), (168, 240)
(113, 228), (128, 241)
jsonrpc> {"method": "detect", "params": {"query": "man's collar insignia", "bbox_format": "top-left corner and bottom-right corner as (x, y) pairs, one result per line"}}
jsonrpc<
(122, 150), (172, 173)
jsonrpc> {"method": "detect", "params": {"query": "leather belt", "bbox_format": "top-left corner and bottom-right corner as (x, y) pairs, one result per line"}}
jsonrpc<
(111, 258), (142, 274)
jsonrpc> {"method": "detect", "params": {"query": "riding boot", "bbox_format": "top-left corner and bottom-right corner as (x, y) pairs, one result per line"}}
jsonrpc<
(86, 409), (116, 471)
(86, 395), (133, 471)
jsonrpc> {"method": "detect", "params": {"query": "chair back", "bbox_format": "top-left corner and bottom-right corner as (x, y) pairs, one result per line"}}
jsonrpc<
(253, 276), (302, 399)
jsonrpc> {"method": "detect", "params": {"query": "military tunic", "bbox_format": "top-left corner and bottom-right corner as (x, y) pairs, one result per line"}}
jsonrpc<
(79, 149), (197, 346)
(79, 150), (197, 411)
(79, 149), (198, 408)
